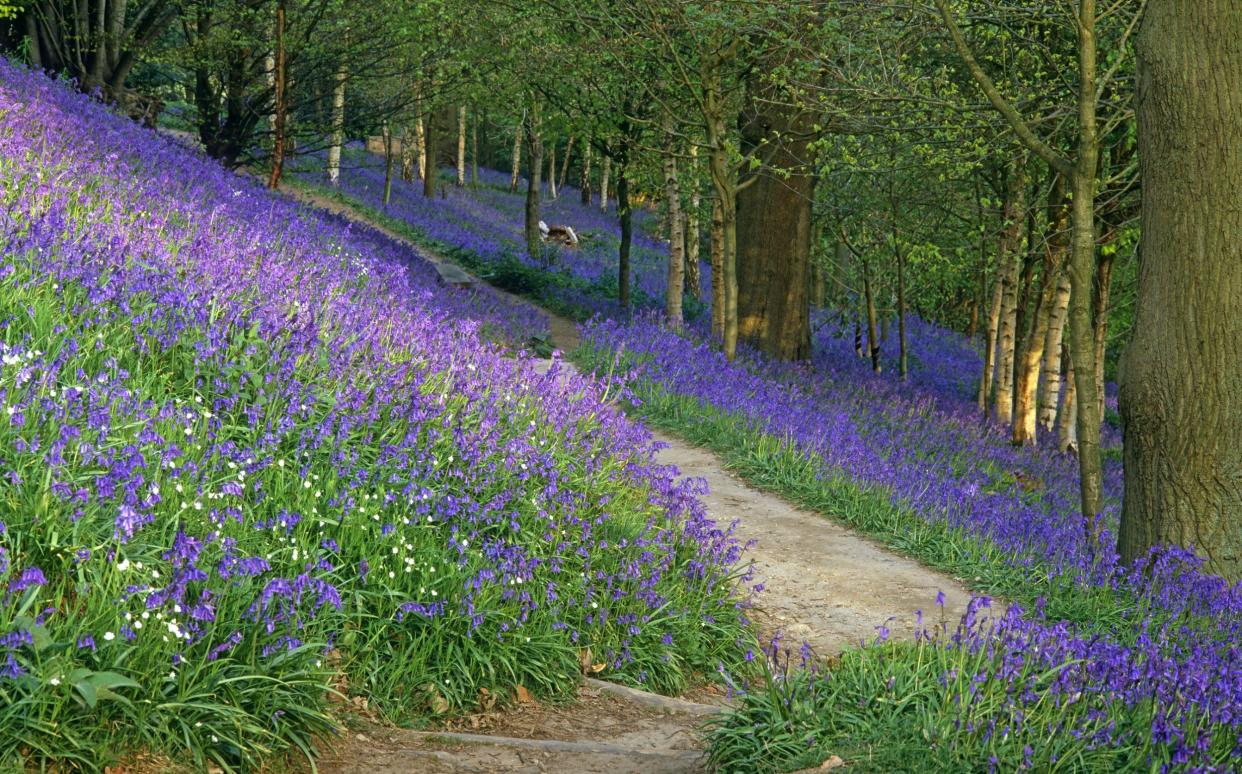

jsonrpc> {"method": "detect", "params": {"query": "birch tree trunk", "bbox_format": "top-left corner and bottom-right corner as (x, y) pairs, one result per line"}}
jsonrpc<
(456, 105), (467, 186)
(1092, 250), (1114, 418)
(978, 271), (1005, 412)
(1119, 0), (1242, 580)
(326, 55), (346, 187)
(1058, 354), (1079, 454)
(547, 144), (557, 199)
(401, 126), (414, 182)
(381, 120), (393, 207)
(422, 106), (437, 199)
(685, 149), (701, 300)
(415, 114), (427, 181)
(993, 165), (1027, 424)
(1039, 272), (1072, 432)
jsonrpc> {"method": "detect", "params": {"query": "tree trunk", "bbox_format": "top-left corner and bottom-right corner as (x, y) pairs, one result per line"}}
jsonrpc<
(471, 108), (480, 186)
(863, 259), (881, 373)
(423, 106), (438, 199)
(618, 169), (632, 310)
(662, 120), (684, 330)
(1058, 352), (1079, 454)
(382, 121), (393, 207)
(456, 105), (467, 186)
(524, 107), (543, 260)
(326, 54), (346, 187)
(710, 197), (725, 339)
(1012, 265), (1062, 444)
(896, 247), (908, 379)
(993, 164), (1027, 424)
(559, 136), (574, 192)
(265, 0), (287, 190)
(685, 146), (701, 300)
(510, 113), (523, 193)
(415, 110), (427, 181)
(1039, 272), (1072, 432)
(1067, 0), (1105, 554)
(599, 155), (611, 210)
(401, 126), (414, 182)
(580, 145), (593, 206)
(735, 99), (813, 361)
(547, 143), (557, 199)
(1119, 0), (1242, 580)
(1092, 250), (1115, 419)
(978, 269), (1005, 412)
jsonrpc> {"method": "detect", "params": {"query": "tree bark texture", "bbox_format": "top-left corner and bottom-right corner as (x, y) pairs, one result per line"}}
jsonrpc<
(265, 0), (287, 190)
(710, 197), (725, 339)
(326, 55), (347, 187)
(599, 155), (611, 210)
(1039, 272), (1072, 432)
(662, 121), (684, 330)
(457, 105), (467, 186)
(992, 164), (1027, 424)
(1119, 0), (1242, 580)
(524, 107), (543, 260)
(510, 114), (523, 193)
(581, 145), (593, 206)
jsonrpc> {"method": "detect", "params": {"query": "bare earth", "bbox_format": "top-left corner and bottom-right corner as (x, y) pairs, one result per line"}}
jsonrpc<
(288, 187), (974, 773)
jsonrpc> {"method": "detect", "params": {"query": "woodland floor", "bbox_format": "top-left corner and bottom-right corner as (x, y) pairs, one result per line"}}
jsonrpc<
(286, 185), (973, 773)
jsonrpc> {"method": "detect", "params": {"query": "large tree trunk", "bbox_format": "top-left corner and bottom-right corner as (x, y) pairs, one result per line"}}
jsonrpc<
(266, 0), (287, 190)
(456, 105), (467, 186)
(510, 114), (523, 193)
(1118, 0), (1242, 580)
(326, 55), (347, 187)
(735, 99), (813, 361)
(1039, 272), (1072, 432)
(710, 197), (725, 339)
(524, 107), (543, 260)
(992, 165), (1027, 424)
(662, 121), (685, 329)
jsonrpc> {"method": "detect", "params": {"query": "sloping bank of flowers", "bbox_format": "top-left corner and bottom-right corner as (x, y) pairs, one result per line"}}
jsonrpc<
(0, 62), (756, 771)
(578, 316), (1242, 772)
(297, 143), (1241, 771)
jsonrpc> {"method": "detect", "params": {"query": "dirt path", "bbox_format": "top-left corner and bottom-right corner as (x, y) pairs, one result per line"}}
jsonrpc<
(289, 186), (974, 773)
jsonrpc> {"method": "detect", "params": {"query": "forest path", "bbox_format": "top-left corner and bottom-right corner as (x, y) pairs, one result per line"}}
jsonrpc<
(287, 185), (974, 772)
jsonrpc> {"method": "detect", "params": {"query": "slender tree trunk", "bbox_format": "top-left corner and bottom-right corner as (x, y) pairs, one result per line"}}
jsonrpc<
(599, 155), (611, 210)
(1119, 0), (1242, 580)
(710, 197), (725, 339)
(456, 105), (467, 186)
(401, 126), (414, 182)
(547, 143), (557, 199)
(524, 106), (543, 260)
(1012, 265), (1062, 444)
(663, 120), (684, 330)
(382, 120), (393, 207)
(423, 106), (437, 199)
(326, 54), (346, 187)
(559, 135), (574, 192)
(993, 164), (1027, 424)
(1059, 353), (1079, 454)
(265, 0), (287, 190)
(618, 170), (632, 310)
(580, 145), (592, 205)
(978, 270), (1004, 411)
(863, 259), (881, 372)
(471, 107), (480, 186)
(1039, 272), (1072, 432)
(685, 147), (701, 300)
(510, 113), (523, 193)
(1066, 0), (1104, 553)
(1092, 250), (1115, 418)
(897, 247), (908, 379)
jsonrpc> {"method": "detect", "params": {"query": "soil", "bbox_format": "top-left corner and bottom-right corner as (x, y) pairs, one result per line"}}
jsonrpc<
(286, 185), (976, 773)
